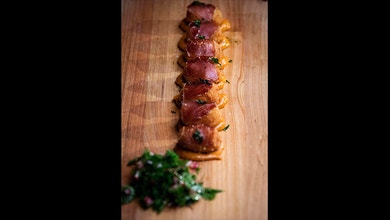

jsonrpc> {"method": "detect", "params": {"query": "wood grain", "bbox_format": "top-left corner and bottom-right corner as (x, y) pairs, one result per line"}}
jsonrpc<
(122, 0), (267, 219)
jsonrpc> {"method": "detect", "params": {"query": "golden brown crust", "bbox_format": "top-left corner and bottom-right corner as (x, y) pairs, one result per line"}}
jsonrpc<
(217, 94), (228, 109)
(177, 54), (187, 68)
(178, 34), (187, 51)
(212, 8), (223, 25)
(212, 9), (231, 31)
(175, 73), (184, 88)
(174, 144), (223, 161)
(179, 18), (189, 32)
(198, 107), (225, 129)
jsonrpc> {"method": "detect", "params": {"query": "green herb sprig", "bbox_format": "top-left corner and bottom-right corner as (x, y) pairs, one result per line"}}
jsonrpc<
(192, 1), (206, 6)
(122, 150), (222, 213)
(192, 129), (203, 143)
(222, 124), (230, 131)
(194, 19), (201, 28)
(209, 57), (222, 66)
(195, 99), (207, 104)
(199, 78), (212, 85)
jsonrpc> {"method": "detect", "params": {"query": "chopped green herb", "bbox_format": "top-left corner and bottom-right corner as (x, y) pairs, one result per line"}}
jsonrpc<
(200, 78), (212, 85)
(122, 150), (222, 213)
(192, 1), (205, 6)
(226, 79), (230, 84)
(193, 129), (203, 144)
(203, 188), (223, 200)
(228, 59), (232, 63)
(194, 19), (201, 27)
(195, 99), (207, 104)
(209, 57), (222, 66)
(198, 35), (205, 39)
(222, 124), (230, 131)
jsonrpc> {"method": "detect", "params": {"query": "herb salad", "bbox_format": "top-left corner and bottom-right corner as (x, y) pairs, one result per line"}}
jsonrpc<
(121, 150), (222, 213)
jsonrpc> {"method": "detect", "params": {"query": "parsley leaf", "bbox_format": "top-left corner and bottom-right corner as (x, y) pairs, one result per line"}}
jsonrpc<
(194, 19), (201, 27)
(195, 99), (207, 104)
(192, 1), (205, 6)
(222, 124), (230, 131)
(192, 129), (203, 144)
(199, 78), (212, 85)
(209, 57), (222, 66)
(202, 188), (223, 200)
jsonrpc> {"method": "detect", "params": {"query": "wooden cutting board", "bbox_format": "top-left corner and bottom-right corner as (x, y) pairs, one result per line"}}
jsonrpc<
(121, 0), (267, 219)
